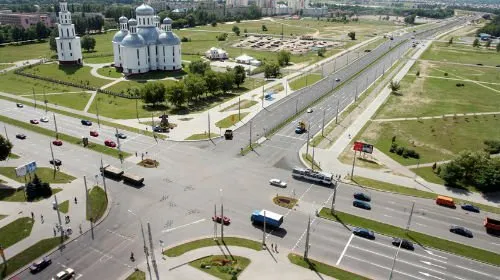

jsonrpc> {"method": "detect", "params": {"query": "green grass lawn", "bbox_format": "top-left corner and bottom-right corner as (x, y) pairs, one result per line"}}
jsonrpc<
(84, 56), (114, 64)
(0, 217), (33, 249)
(8, 153), (19, 159)
(126, 270), (146, 280)
(220, 99), (258, 112)
(411, 166), (446, 185)
(189, 255), (250, 280)
(0, 237), (63, 278)
(0, 71), (81, 95)
(185, 132), (219, 140)
(164, 237), (262, 257)
(319, 208), (500, 266)
(215, 112), (249, 128)
(97, 66), (123, 78)
(288, 253), (371, 280)
(0, 188), (61, 202)
(104, 79), (177, 94)
(302, 153), (322, 170)
(88, 93), (167, 119)
(356, 115), (500, 165)
(86, 32), (114, 54)
(0, 41), (54, 63)
(127, 69), (189, 80)
(23, 64), (111, 88)
(0, 167), (75, 184)
(289, 73), (323, 91)
(87, 186), (108, 222)
(425, 62), (500, 83)
(58, 200), (69, 214)
(421, 42), (500, 66)
(0, 63), (14, 70)
(34, 92), (91, 111)
(351, 176), (500, 214)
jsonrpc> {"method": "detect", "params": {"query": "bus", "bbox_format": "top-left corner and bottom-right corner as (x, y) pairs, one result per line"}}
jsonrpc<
(122, 172), (144, 186)
(100, 164), (123, 180)
(292, 167), (333, 185)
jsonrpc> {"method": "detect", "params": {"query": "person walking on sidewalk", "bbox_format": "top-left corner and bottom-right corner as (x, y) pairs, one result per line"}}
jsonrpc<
(31, 212), (34, 221)
(74, 197), (78, 204)
(40, 214), (44, 224)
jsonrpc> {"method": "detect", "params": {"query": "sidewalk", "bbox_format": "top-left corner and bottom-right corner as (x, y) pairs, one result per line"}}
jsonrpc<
(126, 245), (336, 280)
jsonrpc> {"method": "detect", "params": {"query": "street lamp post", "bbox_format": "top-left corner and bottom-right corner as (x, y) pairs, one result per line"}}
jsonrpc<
(220, 188), (224, 241)
(128, 209), (153, 279)
(53, 113), (59, 140)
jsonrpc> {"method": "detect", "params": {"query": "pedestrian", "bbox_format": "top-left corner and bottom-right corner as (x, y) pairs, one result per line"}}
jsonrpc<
(31, 212), (34, 220)
(135, 151), (138, 157)
(74, 197), (78, 204)
(79, 224), (82, 234)
(276, 244), (278, 253)
(141, 153), (144, 161)
(40, 214), (44, 223)
(53, 228), (56, 236)
(348, 134), (351, 139)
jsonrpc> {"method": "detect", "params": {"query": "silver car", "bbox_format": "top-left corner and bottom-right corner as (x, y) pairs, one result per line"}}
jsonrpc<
(269, 179), (287, 188)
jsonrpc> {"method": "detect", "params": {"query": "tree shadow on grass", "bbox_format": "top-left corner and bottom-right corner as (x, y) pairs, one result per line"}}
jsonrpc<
(142, 104), (169, 113)
(304, 258), (325, 280)
(58, 64), (81, 75)
(171, 93), (238, 115)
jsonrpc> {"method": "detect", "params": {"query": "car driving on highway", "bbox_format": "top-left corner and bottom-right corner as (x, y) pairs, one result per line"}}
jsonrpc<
(391, 238), (414, 250)
(90, 130), (99, 137)
(105, 139), (116, 148)
(212, 215), (230, 225)
(29, 256), (51, 274)
(450, 225), (473, 238)
(81, 119), (92, 126)
(50, 159), (62, 166)
(353, 227), (375, 240)
(16, 133), (26, 140)
(269, 179), (287, 188)
(115, 132), (127, 139)
(52, 140), (63, 146)
(353, 200), (371, 210)
(52, 268), (75, 280)
(40, 117), (49, 123)
(16, 103), (23, 108)
(461, 204), (480, 213)
(30, 119), (39, 124)
(353, 192), (371, 202)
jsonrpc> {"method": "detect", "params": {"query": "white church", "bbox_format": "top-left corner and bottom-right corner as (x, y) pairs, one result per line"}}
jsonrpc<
(56, 0), (82, 65)
(112, 3), (182, 74)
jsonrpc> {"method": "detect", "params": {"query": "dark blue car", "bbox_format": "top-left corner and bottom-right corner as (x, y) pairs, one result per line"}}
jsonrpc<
(353, 200), (371, 210)
(461, 204), (480, 213)
(353, 192), (371, 202)
(353, 227), (375, 240)
(81, 119), (92, 126)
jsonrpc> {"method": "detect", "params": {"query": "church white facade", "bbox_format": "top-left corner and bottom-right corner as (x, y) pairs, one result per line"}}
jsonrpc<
(56, 0), (82, 65)
(112, 3), (182, 74)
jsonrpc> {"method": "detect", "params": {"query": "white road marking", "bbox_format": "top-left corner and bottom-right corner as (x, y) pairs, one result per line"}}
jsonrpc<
(424, 250), (448, 260)
(106, 229), (135, 241)
(75, 274), (83, 280)
(336, 233), (353, 265)
(385, 207), (394, 211)
(161, 219), (205, 233)
(455, 265), (497, 278)
(415, 223), (428, 227)
(384, 214), (393, 218)
(420, 260), (446, 269)
(491, 242), (500, 246)
(452, 217), (462, 220)
(419, 272), (445, 280)
(345, 255), (425, 280)
(275, 133), (304, 141)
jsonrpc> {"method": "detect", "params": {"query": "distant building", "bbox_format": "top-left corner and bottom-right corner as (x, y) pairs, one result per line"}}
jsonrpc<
(205, 47), (228, 60)
(235, 54), (260, 66)
(56, 0), (82, 65)
(0, 11), (54, 28)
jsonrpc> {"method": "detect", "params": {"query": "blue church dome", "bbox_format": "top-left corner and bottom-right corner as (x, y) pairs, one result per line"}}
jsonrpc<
(163, 17), (172, 25)
(121, 34), (146, 48)
(135, 4), (154, 16)
(158, 32), (180, 46)
(113, 29), (128, 43)
(137, 26), (160, 45)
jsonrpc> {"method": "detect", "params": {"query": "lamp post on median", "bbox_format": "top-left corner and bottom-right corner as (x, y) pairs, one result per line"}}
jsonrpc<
(220, 188), (224, 241)
(128, 209), (153, 280)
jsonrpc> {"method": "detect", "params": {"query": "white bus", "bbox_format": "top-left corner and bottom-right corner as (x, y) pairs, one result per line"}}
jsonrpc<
(292, 167), (333, 185)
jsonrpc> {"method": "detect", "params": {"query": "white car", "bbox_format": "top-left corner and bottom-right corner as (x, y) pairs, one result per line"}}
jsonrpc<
(40, 117), (49, 123)
(52, 268), (75, 280)
(269, 179), (287, 188)
(306, 108), (313, 113)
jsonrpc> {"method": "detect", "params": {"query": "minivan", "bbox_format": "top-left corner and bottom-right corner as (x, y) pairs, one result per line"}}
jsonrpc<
(436, 195), (455, 208)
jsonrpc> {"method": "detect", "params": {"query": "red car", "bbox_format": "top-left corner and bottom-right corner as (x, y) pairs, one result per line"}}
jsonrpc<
(104, 139), (116, 148)
(30, 119), (39, 124)
(90, 131), (99, 137)
(212, 215), (230, 225)
(52, 140), (63, 146)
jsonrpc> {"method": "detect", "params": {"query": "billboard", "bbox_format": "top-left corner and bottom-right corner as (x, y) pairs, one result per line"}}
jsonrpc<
(15, 161), (37, 177)
(353, 141), (374, 154)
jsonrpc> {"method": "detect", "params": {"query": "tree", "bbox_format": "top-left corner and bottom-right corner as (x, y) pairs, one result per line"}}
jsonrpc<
(277, 50), (291, 66)
(0, 135), (12, 161)
(262, 25), (268, 31)
(233, 65), (246, 88)
(81, 35), (96, 52)
(183, 75), (207, 101)
(388, 80), (400, 94)
(140, 82), (166, 107)
(264, 63), (280, 79)
(448, 37), (453, 45)
(35, 22), (48, 40)
(485, 40), (491, 48)
(204, 70), (220, 94)
(25, 174), (52, 202)
(218, 71), (235, 94)
(166, 82), (186, 107)
(216, 33), (228, 41)
(232, 25), (240, 36)
(189, 60), (210, 75)
(404, 14), (416, 24)
(49, 28), (58, 51)
(472, 38), (480, 48)
(347, 31), (356, 40)
(317, 48), (326, 57)
(497, 43), (500, 52)
(211, 20), (217, 27)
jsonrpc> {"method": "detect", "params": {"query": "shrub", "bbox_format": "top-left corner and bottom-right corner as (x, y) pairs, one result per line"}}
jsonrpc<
(444, 72), (448, 76)
(389, 142), (398, 153)
(484, 140), (500, 154)
(396, 146), (405, 155)
(200, 262), (206, 268)
(181, 37), (190, 42)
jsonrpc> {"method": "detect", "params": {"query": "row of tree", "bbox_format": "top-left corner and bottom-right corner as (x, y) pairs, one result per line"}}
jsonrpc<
(0, 22), (50, 44)
(477, 15), (500, 37)
(321, 4), (454, 19)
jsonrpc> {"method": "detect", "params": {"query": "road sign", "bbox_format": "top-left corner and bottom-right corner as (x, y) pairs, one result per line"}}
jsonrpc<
(15, 161), (37, 177)
(353, 141), (374, 154)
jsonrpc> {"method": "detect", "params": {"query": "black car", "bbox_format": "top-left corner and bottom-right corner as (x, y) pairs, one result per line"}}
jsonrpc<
(115, 132), (127, 139)
(450, 225), (473, 238)
(392, 238), (414, 250)
(353, 200), (371, 210)
(353, 227), (375, 240)
(49, 159), (62, 166)
(353, 192), (371, 202)
(29, 257), (51, 273)
(153, 126), (167, 132)
(16, 103), (24, 108)
(16, 133), (27, 140)
(461, 204), (480, 213)
(81, 120), (92, 126)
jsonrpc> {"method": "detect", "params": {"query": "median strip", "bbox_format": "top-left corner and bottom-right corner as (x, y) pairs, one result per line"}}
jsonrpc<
(288, 253), (372, 280)
(319, 208), (500, 266)
(0, 115), (130, 159)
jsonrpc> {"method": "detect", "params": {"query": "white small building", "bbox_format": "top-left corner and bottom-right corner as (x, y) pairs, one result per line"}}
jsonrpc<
(55, 0), (82, 65)
(205, 47), (228, 60)
(235, 54), (260, 66)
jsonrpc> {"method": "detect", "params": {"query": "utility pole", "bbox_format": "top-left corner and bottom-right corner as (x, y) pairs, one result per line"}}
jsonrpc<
(115, 128), (123, 166)
(389, 202), (415, 280)
(53, 113), (59, 140)
(262, 210), (266, 248)
(4, 124), (9, 142)
(43, 89), (48, 113)
(331, 181), (338, 215)
(147, 222), (159, 280)
(249, 120), (252, 150)
(311, 146), (315, 171)
(321, 110), (325, 136)
(213, 204), (217, 240)
(304, 215), (311, 259)
(135, 99), (139, 121)
(100, 157), (108, 198)
(335, 99), (339, 124)
(238, 96), (241, 121)
(84, 176), (94, 240)
(53, 194), (64, 241)
(207, 112), (211, 140)
(95, 94), (101, 128)
(261, 86), (264, 108)
(351, 150), (357, 179)
(295, 99), (298, 114)
(306, 128), (310, 156)
(49, 141), (56, 174)
(32, 88), (37, 109)
(220, 189), (224, 241)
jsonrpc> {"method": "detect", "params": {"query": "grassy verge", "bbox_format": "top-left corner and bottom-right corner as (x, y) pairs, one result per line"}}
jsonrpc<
(0, 188), (61, 202)
(302, 153), (322, 170)
(273, 196), (298, 209)
(0, 95), (164, 140)
(411, 166), (446, 185)
(58, 200), (69, 214)
(8, 153), (19, 159)
(126, 270), (146, 280)
(289, 73), (323, 91)
(215, 112), (249, 128)
(240, 142), (261, 156)
(288, 253), (371, 280)
(0, 114), (130, 159)
(185, 133), (219, 140)
(189, 255), (250, 280)
(320, 208), (500, 266)
(164, 237), (262, 257)
(0, 217), (33, 249)
(0, 237), (63, 278)
(86, 186), (108, 222)
(220, 100), (258, 112)
(0, 167), (75, 184)
(351, 176), (500, 214)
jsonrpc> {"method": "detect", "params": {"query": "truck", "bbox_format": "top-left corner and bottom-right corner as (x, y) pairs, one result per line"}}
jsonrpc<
(251, 210), (283, 228)
(100, 164), (123, 180)
(122, 172), (144, 186)
(484, 217), (500, 234)
(295, 121), (306, 134)
(224, 129), (233, 140)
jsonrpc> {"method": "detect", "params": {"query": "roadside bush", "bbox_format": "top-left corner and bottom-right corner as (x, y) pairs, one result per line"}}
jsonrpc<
(484, 140), (500, 154)
(396, 146), (405, 156)
(390, 143), (419, 159)
(181, 37), (190, 42)
(444, 72), (448, 76)
(390, 142), (398, 153)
